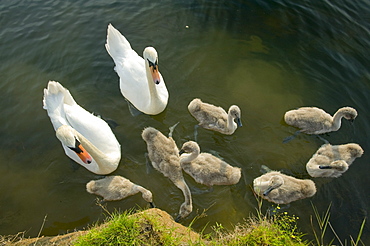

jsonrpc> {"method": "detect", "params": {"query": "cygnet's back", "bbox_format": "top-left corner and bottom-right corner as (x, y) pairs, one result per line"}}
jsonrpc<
(253, 171), (316, 204)
(188, 98), (242, 135)
(284, 106), (357, 134)
(306, 143), (364, 178)
(86, 176), (153, 204)
(179, 141), (241, 186)
(141, 127), (182, 182)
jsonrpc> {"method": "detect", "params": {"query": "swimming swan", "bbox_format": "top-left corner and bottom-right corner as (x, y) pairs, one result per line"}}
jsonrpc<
(306, 143), (363, 178)
(142, 126), (192, 221)
(188, 98), (242, 135)
(284, 106), (357, 135)
(86, 175), (154, 207)
(253, 171), (316, 204)
(105, 23), (168, 115)
(43, 81), (121, 175)
(179, 141), (241, 186)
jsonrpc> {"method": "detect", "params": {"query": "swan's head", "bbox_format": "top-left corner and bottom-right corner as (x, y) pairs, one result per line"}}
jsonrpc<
(229, 105), (242, 127)
(179, 141), (200, 156)
(263, 175), (284, 196)
(56, 125), (93, 164)
(340, 107), (358, 122)
(143, 47), (161, 85)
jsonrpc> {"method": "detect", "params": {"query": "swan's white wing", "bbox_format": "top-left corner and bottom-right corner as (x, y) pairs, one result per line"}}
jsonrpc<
(64, 104), (120, 154)
(105, 23), (134, 61)
(43, 81), (74, 130)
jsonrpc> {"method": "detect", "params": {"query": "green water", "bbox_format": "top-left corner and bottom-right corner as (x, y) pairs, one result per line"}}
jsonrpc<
(0, 0), (369, 244)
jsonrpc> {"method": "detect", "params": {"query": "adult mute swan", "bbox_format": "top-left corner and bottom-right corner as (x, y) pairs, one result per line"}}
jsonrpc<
(188, 98), (242, 135)
(179, 141), (241, 187)
(253, 171), (316, 204)
(142, 126), (192, 221)
(306, 143), (363, 178)
(105, 23), (168, 115)
(43, 81), (121, 175)
(284, 106), (357, 135)
(86, 175), (154, 207)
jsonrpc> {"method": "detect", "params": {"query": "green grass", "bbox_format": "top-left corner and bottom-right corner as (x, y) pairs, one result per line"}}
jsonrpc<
(73, 210), (145, 246)
(72, 196), (308, 246)
(69, 196), (367, 246)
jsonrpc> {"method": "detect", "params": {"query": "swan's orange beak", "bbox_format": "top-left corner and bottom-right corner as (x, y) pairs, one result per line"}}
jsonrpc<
(150, 66), (161, 85)
(76, 145), (93, 164)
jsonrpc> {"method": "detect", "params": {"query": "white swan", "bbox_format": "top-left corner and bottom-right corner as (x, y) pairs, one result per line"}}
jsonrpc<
(142, 126), (192, 221)
(306, 143), (364, 178)
(253, 171), (316, 204)
(284, 106), (357, 135)
(86, 176), (154, 207)
(43, 81), (121, 175)
(179, 141), (241, 187)
(105, 23), (168, 115)
(188, 98), (242, 135)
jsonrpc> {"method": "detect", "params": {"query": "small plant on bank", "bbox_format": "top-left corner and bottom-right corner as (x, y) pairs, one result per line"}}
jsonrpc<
(310, 202), (366, 246)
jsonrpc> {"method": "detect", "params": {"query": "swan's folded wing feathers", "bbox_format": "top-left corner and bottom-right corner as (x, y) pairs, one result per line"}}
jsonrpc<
(105, 23), (134, 61)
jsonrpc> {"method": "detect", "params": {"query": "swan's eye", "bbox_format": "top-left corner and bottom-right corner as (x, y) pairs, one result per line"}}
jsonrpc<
(147, 59), (158, 69)
(68, 138), (83, 153)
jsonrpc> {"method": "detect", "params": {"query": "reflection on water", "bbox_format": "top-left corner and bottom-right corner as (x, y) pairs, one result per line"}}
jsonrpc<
(0, 0), (370, 244)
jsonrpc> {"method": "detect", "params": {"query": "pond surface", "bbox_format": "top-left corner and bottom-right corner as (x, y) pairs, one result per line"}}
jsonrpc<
(0, 0), (369, 244)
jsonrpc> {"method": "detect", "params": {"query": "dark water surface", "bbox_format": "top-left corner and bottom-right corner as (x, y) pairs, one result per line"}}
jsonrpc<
(1, 0), (370, 244)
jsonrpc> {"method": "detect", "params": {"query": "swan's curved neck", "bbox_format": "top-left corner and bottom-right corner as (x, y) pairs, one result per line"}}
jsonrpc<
(145, 62), (162, 111)
(75, 131), (118, 174)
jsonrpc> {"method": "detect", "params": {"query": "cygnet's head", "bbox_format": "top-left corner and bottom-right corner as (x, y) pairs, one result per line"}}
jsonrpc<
(263, 175), (284, 196)
(142, 127), (159, 142)
(341, 107), (358, 121)
(86, 180), (97, 193)
(347, 143), (364, 158)
(143, 47), (161, 85)
(319, 161), (349, 172)
(229, 105), (242, 127)
(175, 202), (193, 222)
(179, 141), (200, 155)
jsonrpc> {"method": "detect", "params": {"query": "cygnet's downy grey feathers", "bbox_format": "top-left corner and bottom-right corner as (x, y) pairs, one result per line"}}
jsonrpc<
(86, 175), (154, 207)
(253, 171), (316, 204)
(306, 143), (363, 178)
(284, 106), (357, 135)
(188, 98), (242, 135)
(179, 141), (241, 187)
(142, 126), (192, 221)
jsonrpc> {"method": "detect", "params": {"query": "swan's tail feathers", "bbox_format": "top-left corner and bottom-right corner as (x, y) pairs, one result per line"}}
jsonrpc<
(105, 23), (132, 61)
(43, 81), (76, 110)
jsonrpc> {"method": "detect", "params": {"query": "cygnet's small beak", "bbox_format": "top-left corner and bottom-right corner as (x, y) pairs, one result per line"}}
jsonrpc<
(149, 202), (156, 208)
(179, 149), (185, 155)
(175, 215), (182, 223)
(263, 186), (274, 196)
(319, 165), (332, 169)
(236, 118), (242, 127)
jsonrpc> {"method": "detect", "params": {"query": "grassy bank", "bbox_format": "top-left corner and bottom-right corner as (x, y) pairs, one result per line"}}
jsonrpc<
(2, 199), (366, 246)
